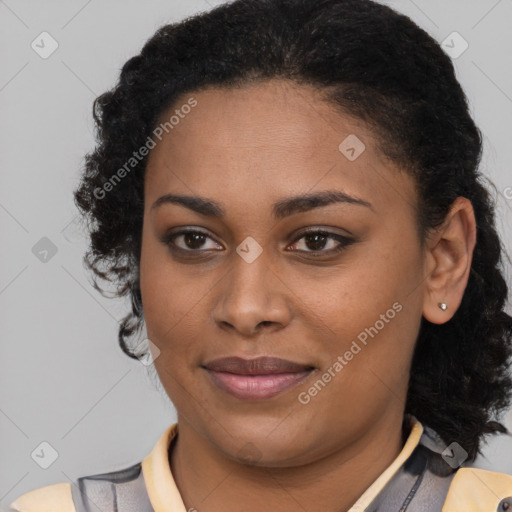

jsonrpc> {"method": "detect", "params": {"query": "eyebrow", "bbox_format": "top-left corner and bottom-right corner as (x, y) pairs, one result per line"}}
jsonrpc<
(150, 190), (374, 220)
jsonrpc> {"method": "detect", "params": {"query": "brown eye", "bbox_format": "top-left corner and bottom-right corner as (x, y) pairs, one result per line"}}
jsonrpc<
(302, 232), (331, 251)
(162, 229), (223, 252)
(288, 229), (355, 256)
(180, 232), (208, 250)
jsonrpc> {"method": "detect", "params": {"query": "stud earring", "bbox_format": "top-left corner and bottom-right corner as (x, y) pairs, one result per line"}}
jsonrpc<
(438, 303), (447, 311)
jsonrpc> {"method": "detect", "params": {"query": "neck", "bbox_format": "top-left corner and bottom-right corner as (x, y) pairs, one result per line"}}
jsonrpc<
(169, 414), (408, 512)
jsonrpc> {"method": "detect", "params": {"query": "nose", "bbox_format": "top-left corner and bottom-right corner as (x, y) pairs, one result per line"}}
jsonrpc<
(212, 248), (292, 337)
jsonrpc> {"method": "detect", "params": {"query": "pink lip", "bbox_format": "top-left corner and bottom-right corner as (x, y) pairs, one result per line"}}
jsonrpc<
(202, 356), (315, 400)
(203, 356), (313, 374)
(205, 368), (313, 400)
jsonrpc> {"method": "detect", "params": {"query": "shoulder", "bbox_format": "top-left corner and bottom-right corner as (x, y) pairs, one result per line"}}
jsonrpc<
(8, 424), (177, 512)
(8, 461), (151, 512)
(8, 482), (76, 512)
(443, 467), (512, 511)
(416, 421), (512, 511)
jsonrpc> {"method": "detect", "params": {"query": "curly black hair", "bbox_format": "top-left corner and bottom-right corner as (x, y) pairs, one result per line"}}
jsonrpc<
(73, 0), (512, 460)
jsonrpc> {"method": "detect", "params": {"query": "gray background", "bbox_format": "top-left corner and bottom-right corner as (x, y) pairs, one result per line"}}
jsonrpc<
(1, 0), (511, 508)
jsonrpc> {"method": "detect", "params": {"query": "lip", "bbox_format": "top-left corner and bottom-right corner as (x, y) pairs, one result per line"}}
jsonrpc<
(202, 356), (315, 400)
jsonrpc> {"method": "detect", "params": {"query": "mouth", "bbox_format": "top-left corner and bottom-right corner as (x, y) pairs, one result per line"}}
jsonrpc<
(202, 356), (315, 400)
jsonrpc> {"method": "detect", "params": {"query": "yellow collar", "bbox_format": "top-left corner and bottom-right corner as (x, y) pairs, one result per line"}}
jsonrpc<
(348, 417), (424, 510)
(141, 418), (424, 512)
(142, 423), (185, 512)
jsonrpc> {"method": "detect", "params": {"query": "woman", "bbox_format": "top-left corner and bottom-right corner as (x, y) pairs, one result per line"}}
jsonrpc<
(10, 0), (512, 510)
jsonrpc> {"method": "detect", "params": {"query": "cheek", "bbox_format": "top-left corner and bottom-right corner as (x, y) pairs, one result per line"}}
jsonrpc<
(300, 238), (423, 391)
(295, 238), (422, 342)
(140, 252), (206, 406)
(139, 235), (222, 387)
(140, 234), (190, 350)
(140, 226), (197, 327)
(141, 266), (208, 352)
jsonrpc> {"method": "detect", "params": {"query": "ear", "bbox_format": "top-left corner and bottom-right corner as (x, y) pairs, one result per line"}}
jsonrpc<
(422, 197), (477, 324)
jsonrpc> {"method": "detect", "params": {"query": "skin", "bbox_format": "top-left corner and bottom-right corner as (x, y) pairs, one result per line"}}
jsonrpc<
(139, 79), (476, 512)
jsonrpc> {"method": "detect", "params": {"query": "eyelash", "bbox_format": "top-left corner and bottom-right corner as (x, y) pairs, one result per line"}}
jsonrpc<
(161, 227), (355, 258)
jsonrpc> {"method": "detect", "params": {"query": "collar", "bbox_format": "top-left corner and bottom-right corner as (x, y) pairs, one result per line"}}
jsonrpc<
(141, 417), (424, 512)
(142, 422), (185, 512)
(348, 416), (424, 511)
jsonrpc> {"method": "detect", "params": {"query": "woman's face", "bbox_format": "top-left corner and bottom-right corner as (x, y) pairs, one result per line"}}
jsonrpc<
(140, 79), (427, 466)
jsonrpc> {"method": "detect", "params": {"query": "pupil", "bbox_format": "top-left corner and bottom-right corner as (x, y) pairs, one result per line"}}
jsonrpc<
(185, 233), (205, 249)
(306, 233), (327, 251)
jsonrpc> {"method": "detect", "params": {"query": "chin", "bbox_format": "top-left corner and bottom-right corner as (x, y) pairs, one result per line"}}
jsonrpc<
(207, 417), (314, 467)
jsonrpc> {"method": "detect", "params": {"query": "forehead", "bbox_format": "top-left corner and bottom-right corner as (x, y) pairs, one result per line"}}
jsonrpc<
(144, 79), (415, 215)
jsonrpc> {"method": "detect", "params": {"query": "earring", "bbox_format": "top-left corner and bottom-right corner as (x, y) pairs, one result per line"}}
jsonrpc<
(438, 303), (447, 311)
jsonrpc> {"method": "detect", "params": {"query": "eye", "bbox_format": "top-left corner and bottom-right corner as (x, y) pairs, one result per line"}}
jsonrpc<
(162, 229), (223, 252)
(287, 229), (355, 256)
(161, 227), (355, 257)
